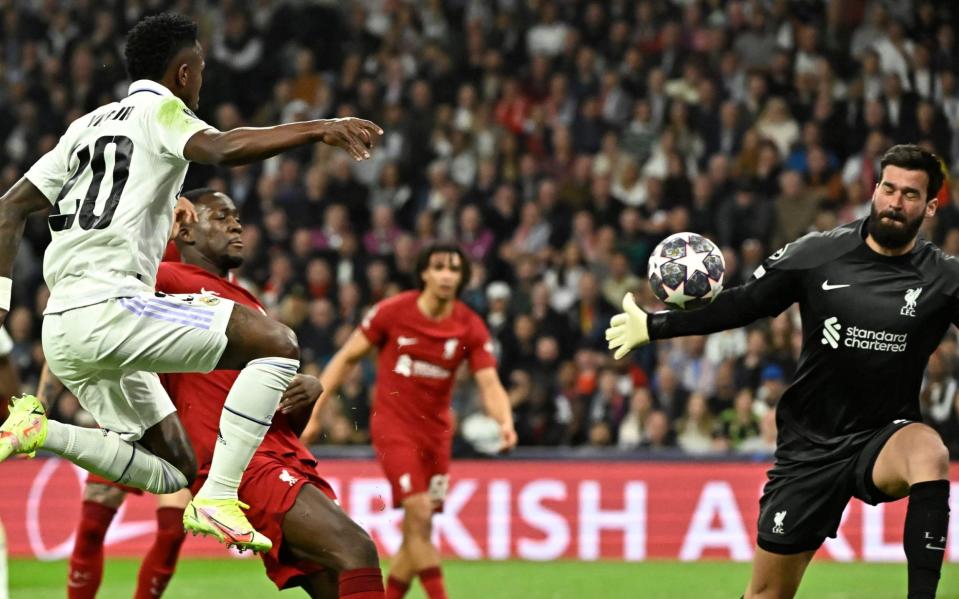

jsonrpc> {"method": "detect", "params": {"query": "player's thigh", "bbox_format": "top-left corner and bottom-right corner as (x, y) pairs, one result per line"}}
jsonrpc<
(745, 546), (816, 599)
(45, 295), (234, 375)
(49, 363), (177, 442)
(375, 438), (450, 511)
(282, 484), (374, 565)
(216, 302), (299, 370)
(756, 461), (850, 553)
(869, 422), (950, 498)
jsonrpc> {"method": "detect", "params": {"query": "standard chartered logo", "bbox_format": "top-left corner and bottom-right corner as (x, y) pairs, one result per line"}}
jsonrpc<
(821, 317), (841, 348)
(820, 316), (908, 352)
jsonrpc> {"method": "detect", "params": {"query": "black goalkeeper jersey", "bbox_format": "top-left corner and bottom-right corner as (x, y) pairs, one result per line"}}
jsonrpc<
(649, 218), (959, 463)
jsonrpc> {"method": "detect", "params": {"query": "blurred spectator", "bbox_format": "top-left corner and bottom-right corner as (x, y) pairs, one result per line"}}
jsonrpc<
(617, 386), (655, 450)
(716, 389), (761, 450)
(674, 392), (716, 455)
(638, 410), (677, 451)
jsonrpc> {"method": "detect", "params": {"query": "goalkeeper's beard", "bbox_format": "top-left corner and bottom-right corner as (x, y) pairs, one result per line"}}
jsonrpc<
(867, 202), (924, 250)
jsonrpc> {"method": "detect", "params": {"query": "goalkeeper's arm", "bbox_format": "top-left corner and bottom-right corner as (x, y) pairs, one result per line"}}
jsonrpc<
(606, 268), (798, 359)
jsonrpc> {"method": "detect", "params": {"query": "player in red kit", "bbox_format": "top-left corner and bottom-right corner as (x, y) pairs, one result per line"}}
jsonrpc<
(55, 189), (383, 599)
(303, 244), (517, 599)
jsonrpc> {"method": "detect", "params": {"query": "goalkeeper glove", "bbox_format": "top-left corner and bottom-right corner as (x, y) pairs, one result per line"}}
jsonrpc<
(605, 292), (650, 360)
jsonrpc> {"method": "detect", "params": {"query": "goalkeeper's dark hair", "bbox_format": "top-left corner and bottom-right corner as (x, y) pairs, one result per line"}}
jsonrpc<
(415, 243), (471, 296)
(880, 144), (944, 200)
(125, 13), (198, 81)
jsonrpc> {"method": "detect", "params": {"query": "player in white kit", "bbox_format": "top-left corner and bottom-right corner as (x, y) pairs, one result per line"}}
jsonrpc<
(0, 13), (381, 553)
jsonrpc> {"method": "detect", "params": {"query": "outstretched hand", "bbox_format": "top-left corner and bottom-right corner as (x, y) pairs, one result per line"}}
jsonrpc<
(320, 117), (384, 161)
(605, 292), (651, 360)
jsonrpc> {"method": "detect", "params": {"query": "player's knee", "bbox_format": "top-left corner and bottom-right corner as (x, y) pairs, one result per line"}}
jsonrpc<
(345, 525), (379, 568)
(914, 437), (950, 480)
(318, 516), (379, 570)
(403, 498), (434, 538)
(264, 322), (300, 361)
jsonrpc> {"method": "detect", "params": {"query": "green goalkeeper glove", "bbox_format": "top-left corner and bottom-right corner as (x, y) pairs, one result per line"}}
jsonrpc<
(605, 292), (650, 360)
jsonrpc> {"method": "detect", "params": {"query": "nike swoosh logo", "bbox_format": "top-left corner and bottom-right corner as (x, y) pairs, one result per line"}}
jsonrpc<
(926, 544), (946, 551)
(206, 513), (254, 544)
(822, 281), (851, 291)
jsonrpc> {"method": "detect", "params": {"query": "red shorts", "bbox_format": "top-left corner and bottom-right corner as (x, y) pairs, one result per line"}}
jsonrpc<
(86, 473), (144, 496)
(193, 453), (337, 590)
(372, 435), (451, 510)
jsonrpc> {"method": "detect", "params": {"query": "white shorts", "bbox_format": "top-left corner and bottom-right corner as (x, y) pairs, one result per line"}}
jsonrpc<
(42, 293), (234, 440)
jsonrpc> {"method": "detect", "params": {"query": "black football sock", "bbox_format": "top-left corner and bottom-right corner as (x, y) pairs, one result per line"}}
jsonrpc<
(904, 480), (950, 599)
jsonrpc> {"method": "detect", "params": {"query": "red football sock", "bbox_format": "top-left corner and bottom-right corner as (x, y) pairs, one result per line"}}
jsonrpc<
(134, 507), (187, 598)
(419, 566), (448, 599)
(386, 576), (410, 599)
(339, 567), (385, 599)
(67, 501), (117, 599)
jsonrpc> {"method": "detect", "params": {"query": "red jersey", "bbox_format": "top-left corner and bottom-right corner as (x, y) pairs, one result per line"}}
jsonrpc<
(360, 290), (496, 442)
(155, 262), (315, 470)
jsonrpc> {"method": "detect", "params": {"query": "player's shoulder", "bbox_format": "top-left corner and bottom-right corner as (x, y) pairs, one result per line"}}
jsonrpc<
(914, 238), (959, 278)
(453, 298), (484, 324)
(362, 290), (417, 328)
(379, 290), (420, 312)
(764, 219), (863, 271)
(60, 101), (122, 138)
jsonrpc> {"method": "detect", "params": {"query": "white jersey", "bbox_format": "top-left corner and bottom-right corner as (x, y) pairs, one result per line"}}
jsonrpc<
(25, 79), (213, 314)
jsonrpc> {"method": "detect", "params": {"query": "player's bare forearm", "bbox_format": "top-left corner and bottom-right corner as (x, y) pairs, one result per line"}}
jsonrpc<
(475, 367), (518, 450)
(0, 179), (50, 325)
(302, 330), (373, 444)
(0, 179), (50, 278)
(185, 117), (383, 166)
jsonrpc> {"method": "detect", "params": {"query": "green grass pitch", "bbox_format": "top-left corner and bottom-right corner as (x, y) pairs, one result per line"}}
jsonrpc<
(10, 558), (959, 598)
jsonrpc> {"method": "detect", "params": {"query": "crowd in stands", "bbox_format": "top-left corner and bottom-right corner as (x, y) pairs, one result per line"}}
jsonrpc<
(2, 0), (959, 456)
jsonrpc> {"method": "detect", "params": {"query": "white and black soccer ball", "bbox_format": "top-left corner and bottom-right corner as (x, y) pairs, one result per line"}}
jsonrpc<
(647, 232), (725, 310)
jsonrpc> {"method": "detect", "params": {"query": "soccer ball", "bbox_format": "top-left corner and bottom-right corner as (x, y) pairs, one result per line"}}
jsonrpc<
(647, 232), (725, 310)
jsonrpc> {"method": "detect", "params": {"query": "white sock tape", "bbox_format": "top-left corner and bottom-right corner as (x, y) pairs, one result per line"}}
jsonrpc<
(0, 277), (10, 311)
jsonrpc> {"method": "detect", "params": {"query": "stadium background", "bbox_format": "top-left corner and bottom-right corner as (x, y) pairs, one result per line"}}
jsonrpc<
(1, 0), (959, 597)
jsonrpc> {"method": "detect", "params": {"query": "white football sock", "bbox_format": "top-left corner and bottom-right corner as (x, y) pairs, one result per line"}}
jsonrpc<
(194, 357), (299, 500)
(43, 421), (188, 494)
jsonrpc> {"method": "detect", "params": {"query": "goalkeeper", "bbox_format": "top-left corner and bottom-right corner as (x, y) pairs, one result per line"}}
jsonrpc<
(607, 144), (952, 599)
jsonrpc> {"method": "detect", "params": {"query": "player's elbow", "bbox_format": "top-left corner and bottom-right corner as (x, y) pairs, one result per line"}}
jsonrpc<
(0, 181), (49, 224)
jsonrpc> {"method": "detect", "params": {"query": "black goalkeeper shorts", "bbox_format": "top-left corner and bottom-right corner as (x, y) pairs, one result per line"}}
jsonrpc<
(755, 419), (913, 555)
